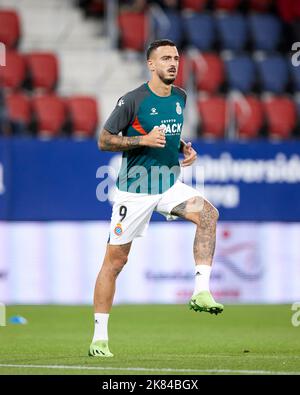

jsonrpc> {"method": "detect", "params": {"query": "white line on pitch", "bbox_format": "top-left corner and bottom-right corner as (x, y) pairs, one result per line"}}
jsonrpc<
(0, 364), (299, 375)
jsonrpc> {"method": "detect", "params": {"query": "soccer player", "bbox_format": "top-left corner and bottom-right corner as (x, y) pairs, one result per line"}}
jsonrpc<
(89, 39), (223, 357)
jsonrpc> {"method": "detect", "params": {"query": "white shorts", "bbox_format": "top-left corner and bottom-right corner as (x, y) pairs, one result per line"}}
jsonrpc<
(109, 180), (202, 245)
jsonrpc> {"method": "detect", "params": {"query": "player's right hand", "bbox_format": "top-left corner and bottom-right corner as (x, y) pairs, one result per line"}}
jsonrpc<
(141, 126), (166, 148)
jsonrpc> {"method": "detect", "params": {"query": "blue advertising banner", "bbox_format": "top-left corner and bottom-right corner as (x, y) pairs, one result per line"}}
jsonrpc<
(0, 137), (299, 221)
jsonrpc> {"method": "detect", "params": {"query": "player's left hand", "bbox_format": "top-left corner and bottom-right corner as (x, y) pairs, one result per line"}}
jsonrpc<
(181, 142), (197, 167)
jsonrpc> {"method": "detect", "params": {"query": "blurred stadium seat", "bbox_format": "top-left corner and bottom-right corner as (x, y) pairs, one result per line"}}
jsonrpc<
(256, 54), (289, 94)
(263, 96), (297, 139)
(25, 52), (59, 92)
(6, 92), (31, 127)
(78, 0), (105, 17)
(248, 14), (282, 51)
(118, 12), (148, 51)
(66, 96), (99, 138)
(192, 52), (225, 93)
(32, 95), (66, 137)
(0, 9), (21, 49)
(181, 0), (208, 12)
(214, 0), (241, 11)
(183, 13), (215, 51)
(152, 9), (183, 48)
(233, 95), (263, 139)
(224, 54), (256, 93)
(249, 0), (273, 12)
(216, 13), (248, 51)
(197, 95), (226, 138)
(0, 51), (26, 90)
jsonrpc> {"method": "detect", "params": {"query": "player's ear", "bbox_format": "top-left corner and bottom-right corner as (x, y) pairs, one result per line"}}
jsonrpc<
(147, 59), (155, 72)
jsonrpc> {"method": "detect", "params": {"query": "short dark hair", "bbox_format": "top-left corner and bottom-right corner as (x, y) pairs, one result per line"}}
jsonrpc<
(146, 39), (176, 60)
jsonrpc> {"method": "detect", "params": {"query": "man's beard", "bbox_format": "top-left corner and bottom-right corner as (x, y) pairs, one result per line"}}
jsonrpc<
(158, 71), (176, 85)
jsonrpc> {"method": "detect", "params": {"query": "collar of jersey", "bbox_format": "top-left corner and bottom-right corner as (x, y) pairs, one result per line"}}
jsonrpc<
(145, 82), (173, 99)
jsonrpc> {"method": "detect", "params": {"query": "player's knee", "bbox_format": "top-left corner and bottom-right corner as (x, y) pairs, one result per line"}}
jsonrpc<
(195, 203), (219, 226)
(210, 206), (219, 222)
(110, 255), (128, 275)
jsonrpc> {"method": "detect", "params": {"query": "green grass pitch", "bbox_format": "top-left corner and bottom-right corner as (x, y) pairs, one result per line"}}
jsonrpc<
(0, 304), (299, 375)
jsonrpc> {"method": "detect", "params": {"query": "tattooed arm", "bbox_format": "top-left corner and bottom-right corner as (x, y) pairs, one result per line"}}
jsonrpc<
(98, 127), (166, 152)
(98, 129), (142, 152)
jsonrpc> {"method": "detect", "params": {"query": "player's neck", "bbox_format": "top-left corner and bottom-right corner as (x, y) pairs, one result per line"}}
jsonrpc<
(148, 80), (172, 97)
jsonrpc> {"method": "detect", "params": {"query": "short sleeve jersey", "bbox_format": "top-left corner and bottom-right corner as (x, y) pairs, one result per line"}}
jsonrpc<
(104, 83), (186, 194)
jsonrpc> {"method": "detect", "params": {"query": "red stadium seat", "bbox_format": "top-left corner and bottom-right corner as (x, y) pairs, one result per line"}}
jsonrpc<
(174, 54), (189, 88)
(233, 96), (263, 139)
(0, 10), (21, 49)
(214, 0), (241, 11)
(118, 13), (148, 51)
(25, 52), (58, 92)
(6, 93), (31, 125)
(181, 0), (208, 11)
(192, 53), (224, 93)
(197, 95), (227, 138)
(67, 96), (99, 137)
(0, 51), (26, 90)
(263, 96), (297, 139)
(32, 95), (66, 137)
(249, 0), (273, 12)
(85, 0), (104, 16)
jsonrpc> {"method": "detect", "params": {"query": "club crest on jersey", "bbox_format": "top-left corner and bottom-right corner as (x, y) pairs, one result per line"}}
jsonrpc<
(176, 102), (182, 115)
(150, 107), (158, 115)
(114, 223), (123, 236)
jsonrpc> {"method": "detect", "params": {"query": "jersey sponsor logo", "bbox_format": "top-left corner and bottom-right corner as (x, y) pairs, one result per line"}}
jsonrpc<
(160, 122), (182, 135)
(118, 99), (125, 107)
(114, 223), (123, 236)
(150, 107), (158, 115)
(176, 102), (182, 115)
